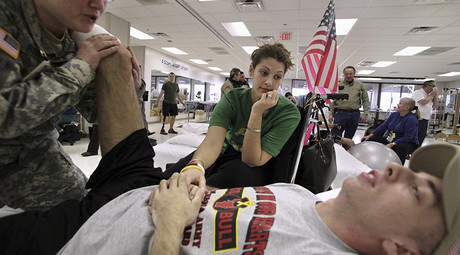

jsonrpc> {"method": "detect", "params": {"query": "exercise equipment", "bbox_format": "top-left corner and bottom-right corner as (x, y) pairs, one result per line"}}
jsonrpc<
(435, 89), (448, 139)
(348, 141), (402, 169)
(447, 92), (460, 142)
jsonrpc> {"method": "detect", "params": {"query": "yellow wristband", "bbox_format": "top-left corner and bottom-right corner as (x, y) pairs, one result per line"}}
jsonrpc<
(180, 165), (204, 174)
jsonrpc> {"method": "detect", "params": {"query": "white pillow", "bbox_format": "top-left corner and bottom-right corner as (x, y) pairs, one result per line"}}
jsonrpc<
(166, 134), (205, 148)
(181, 122), (209, 135)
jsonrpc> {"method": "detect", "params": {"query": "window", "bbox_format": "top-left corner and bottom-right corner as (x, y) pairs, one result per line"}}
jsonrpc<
(194, 80), (205, 101)
(292, 80), (308, 97)
(177, 77), (191, 101)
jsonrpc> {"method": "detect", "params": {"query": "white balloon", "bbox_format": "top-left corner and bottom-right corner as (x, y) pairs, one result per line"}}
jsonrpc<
(348, 141), (402, 170)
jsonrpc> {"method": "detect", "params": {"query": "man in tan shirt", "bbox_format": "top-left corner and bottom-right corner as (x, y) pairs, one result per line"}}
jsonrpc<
(329, 66), (370, 139)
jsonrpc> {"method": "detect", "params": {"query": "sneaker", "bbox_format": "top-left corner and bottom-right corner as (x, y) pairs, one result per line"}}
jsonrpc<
(168, 129), (178, 134)
(160, 129), (168, 135)
(81, 151), (98, 157)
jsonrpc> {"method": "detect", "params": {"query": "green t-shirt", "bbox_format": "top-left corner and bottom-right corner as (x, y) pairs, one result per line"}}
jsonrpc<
(209, 88), (301, 157)
(161, 81), (179, 104)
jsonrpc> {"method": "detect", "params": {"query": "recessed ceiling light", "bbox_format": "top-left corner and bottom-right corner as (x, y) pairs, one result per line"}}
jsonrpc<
(130, 27), (154, 40)
(161, 47), (188, 55)
(208, 67), (222, 71)
(438, 72), (460, 77)
(221, 72), (230, 76)
(357, 70), (375, 75)
(336, 19), (357, 35)
(242, 46), (258, 55)
(371, 61), (396, 67)
(190, 59), (208, 65)
(221, 22), (251, 37)
(393, 46), (430, 56)
(358, 77), (382, 81)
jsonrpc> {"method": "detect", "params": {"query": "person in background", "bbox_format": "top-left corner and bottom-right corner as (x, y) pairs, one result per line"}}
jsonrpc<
(165, 43), (300, 190)
(0, 0), (119, 210)
(155, 72), (185, 135)
(81, 124), (99, 157)
(329, 66), (370, 139)
(361, 98), (420, 165)
(220, 68), (242, 97)
(239, 71), (249, 88)
(284, 91), (298, 105)
(411, 80), (439, 146)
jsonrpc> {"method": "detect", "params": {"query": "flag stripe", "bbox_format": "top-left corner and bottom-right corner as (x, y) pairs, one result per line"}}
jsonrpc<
(301, 0), (338, 100)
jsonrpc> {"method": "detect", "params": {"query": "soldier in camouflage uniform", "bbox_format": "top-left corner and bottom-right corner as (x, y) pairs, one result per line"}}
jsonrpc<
(0, 0), (119, 210)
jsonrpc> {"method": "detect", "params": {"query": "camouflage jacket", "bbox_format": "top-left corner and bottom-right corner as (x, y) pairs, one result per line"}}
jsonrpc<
(0, 0), (97, 175)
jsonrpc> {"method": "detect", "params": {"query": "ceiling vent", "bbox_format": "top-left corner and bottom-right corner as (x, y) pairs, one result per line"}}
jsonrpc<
(254, 36), (274, 43)
(407, 26), (439, 34)
(417, 47), (455, 55)
(235, 0), (263, 12)
(209, 47), (230, 55)
(357, 61), (378, 67)
(136, 0), (169, 5)
(150, 32), (170, 38)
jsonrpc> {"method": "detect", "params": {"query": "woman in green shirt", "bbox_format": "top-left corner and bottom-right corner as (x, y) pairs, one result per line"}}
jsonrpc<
(165, 43), (300, 190)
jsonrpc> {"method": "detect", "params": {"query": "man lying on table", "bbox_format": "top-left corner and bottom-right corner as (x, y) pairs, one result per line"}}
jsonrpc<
(1, 44), (459, 255)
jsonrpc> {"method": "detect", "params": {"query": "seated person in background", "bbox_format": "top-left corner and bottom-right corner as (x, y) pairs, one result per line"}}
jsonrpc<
(61, 144), (459, 255)
(361, 97), (420, 164)
(165, 43), (301, 189)
(284, 91), (298, 105)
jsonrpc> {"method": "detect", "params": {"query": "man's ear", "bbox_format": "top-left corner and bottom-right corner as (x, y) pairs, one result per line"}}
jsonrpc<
(382, 239), (420, 255)
(249, 64), (254, 77)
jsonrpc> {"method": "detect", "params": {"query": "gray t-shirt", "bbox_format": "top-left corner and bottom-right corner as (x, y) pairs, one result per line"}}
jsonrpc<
(58, 184), (357, 254)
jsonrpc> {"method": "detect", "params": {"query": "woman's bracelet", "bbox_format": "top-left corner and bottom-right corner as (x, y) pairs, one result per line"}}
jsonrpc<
(246, 127), (261, 133)
(180, 164), (205, 174)
(190, 159), (205, 168)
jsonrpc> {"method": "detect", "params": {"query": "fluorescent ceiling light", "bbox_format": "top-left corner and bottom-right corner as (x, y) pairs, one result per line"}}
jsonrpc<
(415, 78), (436, 82)
(357, 70), (375, 75)
(393, 46), (430, 56)
(439, 72), (460, 77)
(221, 72), (230, 76)
(130, 27), (154, 40)
(221, 22), (251, 37)
(358, 77), (382, 81)
(336, 19), (357, 35)
(161, 47), (188, 55)
(371, 61), (396, 67)
(242, 46), (258, 55)
(190, 59), (208, 65)
(208, 67), (222, 71)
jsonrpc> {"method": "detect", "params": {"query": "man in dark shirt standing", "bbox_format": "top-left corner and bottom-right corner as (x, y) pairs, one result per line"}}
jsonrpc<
(329, 66), (370, 139)
(155, 72), (185, 135)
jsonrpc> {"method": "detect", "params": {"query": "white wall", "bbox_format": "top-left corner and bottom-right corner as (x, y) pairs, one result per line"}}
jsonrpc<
(133, 46), (225, 123)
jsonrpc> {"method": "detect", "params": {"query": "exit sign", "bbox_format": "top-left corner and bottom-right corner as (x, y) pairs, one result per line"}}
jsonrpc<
(280, 32), (291, 40)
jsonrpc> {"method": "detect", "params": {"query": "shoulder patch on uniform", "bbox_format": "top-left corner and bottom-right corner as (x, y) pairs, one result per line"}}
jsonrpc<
(0, 27), (20, 59)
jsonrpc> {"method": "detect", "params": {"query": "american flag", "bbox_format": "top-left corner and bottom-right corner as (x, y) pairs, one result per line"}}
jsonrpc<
(301, 0), (338, 97)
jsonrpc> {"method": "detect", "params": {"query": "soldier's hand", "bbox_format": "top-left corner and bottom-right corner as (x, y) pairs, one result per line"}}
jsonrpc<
(76, 34), (119, 70)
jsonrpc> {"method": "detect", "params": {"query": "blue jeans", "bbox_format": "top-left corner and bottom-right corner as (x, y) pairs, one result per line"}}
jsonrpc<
(331, 110), (361, 139)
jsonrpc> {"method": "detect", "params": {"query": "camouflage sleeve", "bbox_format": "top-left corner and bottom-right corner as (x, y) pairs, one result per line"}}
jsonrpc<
(0, 56), (95, 138)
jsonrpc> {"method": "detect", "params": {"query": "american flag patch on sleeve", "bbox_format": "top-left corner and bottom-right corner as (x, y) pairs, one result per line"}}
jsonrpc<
(0, 27), (20, 59)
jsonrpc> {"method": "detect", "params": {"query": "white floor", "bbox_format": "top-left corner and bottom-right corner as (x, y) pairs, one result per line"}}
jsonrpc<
(64, 114), (454, 178)
(64, 113), (191, 177)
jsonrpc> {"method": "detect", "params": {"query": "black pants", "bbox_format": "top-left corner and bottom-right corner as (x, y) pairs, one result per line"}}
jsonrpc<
(0, 129), (167, 255)
(165, 145), (275, 188)
(367, 135), (418, 165)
